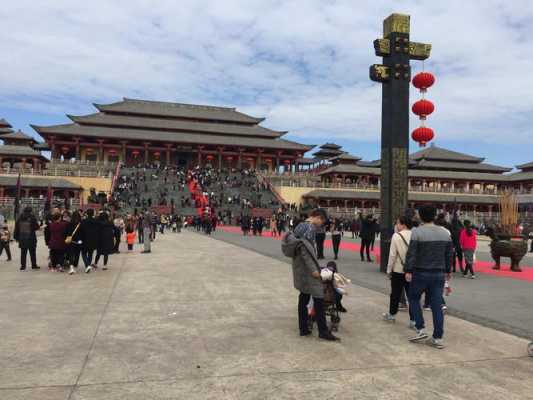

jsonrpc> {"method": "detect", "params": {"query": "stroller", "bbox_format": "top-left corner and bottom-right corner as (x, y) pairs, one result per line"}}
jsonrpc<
(308, 262), (342, 333)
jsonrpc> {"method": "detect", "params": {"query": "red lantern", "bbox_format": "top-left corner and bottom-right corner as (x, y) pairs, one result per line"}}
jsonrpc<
(412, 126), (434, 147)
(86, 148), (95, 154)
(108, 149), (117, 155)
(206, 154), (213, 161)
(283, 159), (291, 164)
(226, 156), (233, 161)
(412, 99), (435, 119)
(61, 146), (69, 154)
(412, 72), (435, 92)
(154, 151), (161, 158)
(132, 150), (140, 157)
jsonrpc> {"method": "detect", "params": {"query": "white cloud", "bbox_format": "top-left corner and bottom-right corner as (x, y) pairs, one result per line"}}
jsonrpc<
(1, 0), (533, 147)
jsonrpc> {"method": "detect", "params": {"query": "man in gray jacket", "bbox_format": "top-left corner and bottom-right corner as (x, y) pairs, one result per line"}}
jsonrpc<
(405, 205), (453, 349)
(282, 208), (339, 341)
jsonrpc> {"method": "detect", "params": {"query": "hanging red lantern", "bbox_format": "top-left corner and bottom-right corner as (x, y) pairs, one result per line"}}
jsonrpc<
(412, 72), (435, 92)
(132, 149), (140, 157)
(226, 156), (233, 161)
(154, 151), (161, 158)
(108, 149), (117, 155)
(86, 148), (95, 154)
(412, 126), (434, 147)
(283, 159), (291, 164)
(206, 154), (213, 161)
(61, 146), (69, 154)
(412, 99), (435, 119)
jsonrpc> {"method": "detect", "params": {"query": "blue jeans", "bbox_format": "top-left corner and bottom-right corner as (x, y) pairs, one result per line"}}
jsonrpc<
(408, 271), (445, 339)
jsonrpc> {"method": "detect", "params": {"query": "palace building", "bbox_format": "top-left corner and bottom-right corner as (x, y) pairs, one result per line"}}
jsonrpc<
(31, 98), (314, 171)
(297, 144), (533, 216)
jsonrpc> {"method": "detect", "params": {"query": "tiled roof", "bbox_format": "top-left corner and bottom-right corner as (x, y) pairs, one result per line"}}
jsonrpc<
(0, 175), (81, 189)
(0, 119), (12, 128)
(1, 130), (36, 142)
(32, 123), (313, 152)
(410, 145), (484, 163)
(329, 153), (361, 162)
(413, 159), (511, 173)
(320, 143), (342, 150)
(94, 98), (264, 124)
(0, 145), (44, 157)
(68, 112), (284, 138)
(516, 162), (533, 171)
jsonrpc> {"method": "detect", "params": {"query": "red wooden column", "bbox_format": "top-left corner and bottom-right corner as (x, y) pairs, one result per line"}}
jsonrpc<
(238, 148), (244, 169)
(197, 145), (204, 167)
(165, 144), (172, 165)
(97, 139), (104, 162)
(74, 137), (81, 160)
(217, 146), (224, 170)
(143, 142), (150, 164)
(49, 136), (57, 160)
(120, 141), (128, 163)
(257, 148), (264, 171)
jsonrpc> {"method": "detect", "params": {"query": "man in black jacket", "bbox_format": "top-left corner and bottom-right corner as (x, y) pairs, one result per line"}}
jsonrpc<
(80, 209), (101, 273)
(359, 215), (375, 262)
(14, 207), (40, 270)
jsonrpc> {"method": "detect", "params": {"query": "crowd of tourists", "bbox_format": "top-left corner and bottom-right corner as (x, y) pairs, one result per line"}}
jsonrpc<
(282, 204), (505, 348)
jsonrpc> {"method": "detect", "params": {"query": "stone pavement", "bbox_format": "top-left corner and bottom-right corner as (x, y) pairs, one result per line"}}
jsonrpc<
(0, 231), (532, 399)
(215, 227), (533, 340)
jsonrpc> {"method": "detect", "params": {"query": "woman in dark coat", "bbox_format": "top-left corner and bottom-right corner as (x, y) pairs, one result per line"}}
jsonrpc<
(95, 212), (115, 270)
(13, 206), (40, 271)
(65, 211), (83, 275)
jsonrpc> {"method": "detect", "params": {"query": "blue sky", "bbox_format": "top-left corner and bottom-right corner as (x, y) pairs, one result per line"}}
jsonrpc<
(1, 0), (533, 169)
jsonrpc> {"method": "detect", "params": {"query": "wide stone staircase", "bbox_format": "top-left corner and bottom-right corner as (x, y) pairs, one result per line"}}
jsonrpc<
(113, 167), (282, 219)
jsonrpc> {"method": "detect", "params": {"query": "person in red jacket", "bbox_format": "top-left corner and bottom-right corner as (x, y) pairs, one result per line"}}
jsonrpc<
(46, 212), (69, 272)
(459, 220), (478, 279)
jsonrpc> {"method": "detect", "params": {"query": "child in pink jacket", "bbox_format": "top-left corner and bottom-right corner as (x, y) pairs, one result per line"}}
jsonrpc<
(459, 220), (477, 279)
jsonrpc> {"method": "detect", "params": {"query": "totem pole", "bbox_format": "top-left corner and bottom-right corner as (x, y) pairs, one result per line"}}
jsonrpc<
(370, 14), (432, 272)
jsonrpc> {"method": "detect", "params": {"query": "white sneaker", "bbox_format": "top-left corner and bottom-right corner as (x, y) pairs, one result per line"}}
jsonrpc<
(85, 266), (92, 273)
(382, 312), (395, 322)
(427, 337), (445, 349)
(103, 266), (108, 271)
(470, 275), (476, 279)
(68, 266), (76, 275)
(408, 320), (417, 330)
(409, 329), (429, 342)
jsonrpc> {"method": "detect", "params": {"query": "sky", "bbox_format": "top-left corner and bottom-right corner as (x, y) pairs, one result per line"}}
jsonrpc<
(1, 0), (533, 169)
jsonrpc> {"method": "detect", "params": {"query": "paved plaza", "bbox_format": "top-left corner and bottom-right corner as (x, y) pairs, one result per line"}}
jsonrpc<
(1, 230), (532, 399)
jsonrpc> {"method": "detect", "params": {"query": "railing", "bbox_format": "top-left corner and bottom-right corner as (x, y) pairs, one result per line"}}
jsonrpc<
(267, 178), (533, 196)
(0, 167), (113, 178)
(258, 174), (287, 206)
(110, 162), (122, 195)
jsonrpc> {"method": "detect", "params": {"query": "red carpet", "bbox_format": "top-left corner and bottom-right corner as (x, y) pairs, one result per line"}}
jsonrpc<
(218, 226), (533, 282)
